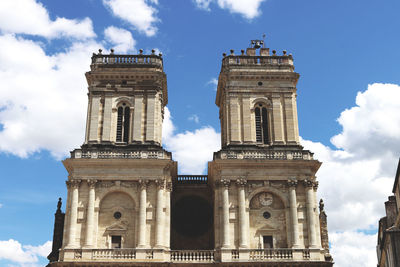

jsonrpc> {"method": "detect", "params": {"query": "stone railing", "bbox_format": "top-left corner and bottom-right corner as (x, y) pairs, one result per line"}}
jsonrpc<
(92, 249), (136, 260)
(222, 55), (294, 71)
(91, 54), (163, 68)
(170, 250), (214, 262)
(215, 150), (314, 160)
(249, 249), (293, 260)
(175, 175), (208, 184)
(71, 149), (171, 160)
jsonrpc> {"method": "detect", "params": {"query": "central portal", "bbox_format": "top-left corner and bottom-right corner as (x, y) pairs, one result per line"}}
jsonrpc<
(171, 194), (214, 250)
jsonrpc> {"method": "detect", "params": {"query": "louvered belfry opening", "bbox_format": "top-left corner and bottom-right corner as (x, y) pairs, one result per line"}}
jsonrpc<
(255, 105), (269, 144)
(116, 105), (130, 143)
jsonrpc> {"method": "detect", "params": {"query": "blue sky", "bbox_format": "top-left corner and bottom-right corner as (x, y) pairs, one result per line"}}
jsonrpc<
(0, 0), (400, 266)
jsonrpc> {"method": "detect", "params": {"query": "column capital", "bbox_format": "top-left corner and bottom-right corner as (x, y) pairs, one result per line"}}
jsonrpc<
(155, 179), (165, 189)
(219, 179), (231, 188)
(303, 179), (316, 188)
(138, 179), (150, 189)
(287, 180), (298, 188)
(166, 182), (173, 192)
(236, 178), (247, 187)
(87, 179), (97, 188)
(66, 180), (81, 189)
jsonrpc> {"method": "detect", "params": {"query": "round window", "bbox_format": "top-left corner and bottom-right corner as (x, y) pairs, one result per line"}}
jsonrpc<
(263, 211), (271, 219)
(114, 211), (122, 220)
(258, 81), (263, 86)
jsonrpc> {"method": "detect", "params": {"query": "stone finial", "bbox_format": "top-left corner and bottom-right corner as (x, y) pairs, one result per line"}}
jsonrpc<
(57, 197), (62, 212)
(139, 49), (143, 54)
(110, 48), (114, 54)
(230, 49), (234, 55)
(283, 50), (287, 55)
(241, 49), (245, 55)
(151, 49), (155, 54)
(159, 53), (162, 57)
(319, 199), (325, 212)
(98, 49), (102, 55)
(222, 53), (226, 57)
(272, 50), (276, 55)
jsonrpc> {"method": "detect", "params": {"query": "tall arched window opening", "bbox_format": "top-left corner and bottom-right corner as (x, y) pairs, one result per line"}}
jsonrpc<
(116, 104), (130, 142)
(255, 104), (269, 144)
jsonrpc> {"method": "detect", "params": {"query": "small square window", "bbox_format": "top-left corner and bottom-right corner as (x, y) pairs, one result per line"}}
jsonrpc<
(263, 236), (273, 249)
(111, 235), (121, 249)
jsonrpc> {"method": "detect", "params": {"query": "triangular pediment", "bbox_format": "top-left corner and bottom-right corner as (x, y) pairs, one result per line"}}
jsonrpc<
(106, 221), (128, 231)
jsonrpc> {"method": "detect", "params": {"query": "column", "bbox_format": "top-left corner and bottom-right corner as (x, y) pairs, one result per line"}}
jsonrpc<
(305, 180), (317, 248)
(236, 179), (249, 248)
(164, 182), (172, 248)
(155, 179), (165, 248)
(288, 180), (300, 248)
(84, 180), (97, 247)
(66, 180), (81, 248)
(221, 179), (231, 248)
(272, 94), (284, 144)
(138, 180), (148, 247)
(313, 182), (322, 247)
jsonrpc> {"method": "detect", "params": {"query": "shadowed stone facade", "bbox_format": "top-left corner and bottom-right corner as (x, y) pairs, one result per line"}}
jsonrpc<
(47, 41), (333, 266)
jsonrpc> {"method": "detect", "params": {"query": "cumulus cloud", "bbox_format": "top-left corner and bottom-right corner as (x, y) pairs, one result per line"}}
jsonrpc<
(0, 239), (51, 265)
(0, 0), (95, 39)
(207, 77), (218, 91)
(194, 0), (266, 19)
(103, 0), (159, 36)
(330, 231), (377, 267)
(301, 83), (400, 266)
(104, 26), (136, 53)
(0, 34), (102, 158)
(163, 108), (220, 174)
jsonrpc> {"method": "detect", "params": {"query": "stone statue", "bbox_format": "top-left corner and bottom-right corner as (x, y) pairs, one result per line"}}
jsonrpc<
(57, 197), (62, 212)
(319, 199), (325, 212)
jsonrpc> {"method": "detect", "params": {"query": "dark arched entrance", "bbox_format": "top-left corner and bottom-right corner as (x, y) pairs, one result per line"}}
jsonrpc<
(171, 195), (214, 250)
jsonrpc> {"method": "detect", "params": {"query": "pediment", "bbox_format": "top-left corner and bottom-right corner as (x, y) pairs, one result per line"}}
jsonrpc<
(106, 221), (128, 231)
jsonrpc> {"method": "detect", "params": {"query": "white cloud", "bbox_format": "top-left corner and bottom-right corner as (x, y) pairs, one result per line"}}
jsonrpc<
(104, 26), (136, 53)
(194, 0), (266, 19)
(330, 231), (377, 267)
(207, 77), (218, 91)
(300, 83), (400, 266)
(0, 0), (95, 39)
(103, 0), (159, 36)
(0, 203), (2, 208)
(0, 239), (51, 265)
(163, 108), (220, 174)
(0, 34), (102, 158)
(188, 114), (200, 123)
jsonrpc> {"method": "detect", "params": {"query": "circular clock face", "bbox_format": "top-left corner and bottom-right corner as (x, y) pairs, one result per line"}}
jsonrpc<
(259, 193), (273, 206)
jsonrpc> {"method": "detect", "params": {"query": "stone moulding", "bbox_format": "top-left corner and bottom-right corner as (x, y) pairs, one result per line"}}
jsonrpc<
(71, 149), (171, 160)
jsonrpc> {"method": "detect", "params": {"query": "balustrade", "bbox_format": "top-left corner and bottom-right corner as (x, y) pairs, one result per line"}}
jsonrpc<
(249, 249), (293, 260)
(91, 54), (163, 67)
(175, 175), (208, 184)
(170, 250), (214, 262)
(92, 249), (136, 260)
(222, 55), (293, 68)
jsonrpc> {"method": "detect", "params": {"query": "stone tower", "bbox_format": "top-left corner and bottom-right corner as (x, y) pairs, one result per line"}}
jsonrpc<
(48, 41), (333, 266)
(208, 40), (333, 264)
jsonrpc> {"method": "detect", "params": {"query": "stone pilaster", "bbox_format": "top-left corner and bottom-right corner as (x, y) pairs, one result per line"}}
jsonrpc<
(272, 94), (284, 144)
(65, 180), (81, 248)
(101, 96), (112, 142)
(84, 179), (97, 248)
(165, 182), (172, 248)
(133, 95), (143, 142)
(236, 178), (249, 248)
(155, 179), (165, 248)
(287, 180), (300, 248)
(88, 95), (100, 142)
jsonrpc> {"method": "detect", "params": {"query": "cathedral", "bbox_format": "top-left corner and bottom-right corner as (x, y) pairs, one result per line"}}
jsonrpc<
(47, 40), (333, 266)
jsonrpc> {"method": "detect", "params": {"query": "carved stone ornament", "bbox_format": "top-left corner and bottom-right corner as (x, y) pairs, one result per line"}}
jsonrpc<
(138, 179), (150, 190)
(219, 179), (231, 187)
(155, 179), (166, 189)
(97, 181), (115, 188)
(287, 180), (297, 188)
(66, 180), (81, 189)
(87, 179), (97, 188)
(236, 178), (247, 187)
(120, 181), (136, 188)
(166, 182), (173, 192)
(303, 180), (314, 188)
(258, 192), (273, 206)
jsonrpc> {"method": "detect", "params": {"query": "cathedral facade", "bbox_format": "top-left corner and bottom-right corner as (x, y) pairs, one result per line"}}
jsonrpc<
(47, 41), (333, 266)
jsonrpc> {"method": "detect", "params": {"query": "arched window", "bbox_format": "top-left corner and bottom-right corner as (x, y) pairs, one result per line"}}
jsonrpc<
(255, 104), (269, 144)
(116, 103), (130, 142)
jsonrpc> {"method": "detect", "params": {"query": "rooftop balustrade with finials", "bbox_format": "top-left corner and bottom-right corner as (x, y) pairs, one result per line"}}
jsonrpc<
(90, 49), (163, 70)
(221, 48), (294, 72)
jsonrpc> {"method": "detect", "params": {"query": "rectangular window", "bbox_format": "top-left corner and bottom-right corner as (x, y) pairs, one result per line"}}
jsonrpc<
(111, 235), (121, 249)
(263, 235), (273, 249)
